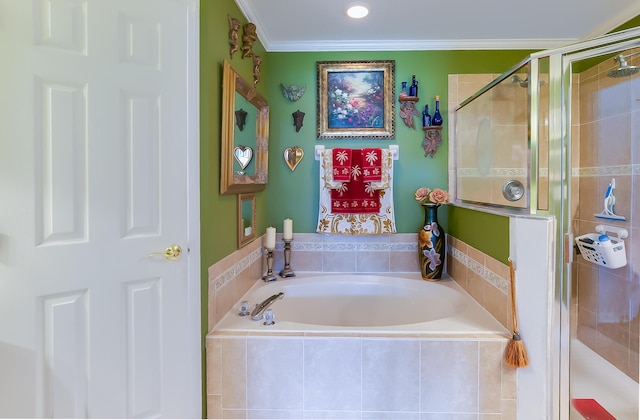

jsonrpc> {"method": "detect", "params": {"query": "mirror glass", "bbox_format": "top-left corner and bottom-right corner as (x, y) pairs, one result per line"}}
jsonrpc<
(233, 94), (257, 176)
(221, 60), (269, 194)
(237, 193), (256, 248)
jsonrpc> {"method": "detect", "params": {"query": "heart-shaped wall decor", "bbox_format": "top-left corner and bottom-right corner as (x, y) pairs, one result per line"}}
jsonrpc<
(283, 146), (304, 171)
(233, 145), (253, 170)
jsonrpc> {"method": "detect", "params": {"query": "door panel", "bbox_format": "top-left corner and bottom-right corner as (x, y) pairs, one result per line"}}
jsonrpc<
(0, 0), (199, 417)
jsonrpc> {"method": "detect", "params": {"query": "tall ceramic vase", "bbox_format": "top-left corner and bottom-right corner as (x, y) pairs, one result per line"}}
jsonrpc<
(418, 203), (445, 280)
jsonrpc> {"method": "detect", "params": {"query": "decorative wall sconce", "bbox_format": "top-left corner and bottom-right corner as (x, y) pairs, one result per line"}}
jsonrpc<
(422, 126), (442, 158)
(242, 23), (257, 58)
(283, 146), (304, 172)
(280, 84), (306, 102)
(399, 96), (420, 129)
(253, 55), (262, 86)
(292, 109), (305, 132)
(228, 15), (241, 58)
(235, 108), (247, 131)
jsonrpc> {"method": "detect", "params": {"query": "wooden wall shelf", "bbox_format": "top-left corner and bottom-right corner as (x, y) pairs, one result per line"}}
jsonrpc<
(398, 96), (420, 128)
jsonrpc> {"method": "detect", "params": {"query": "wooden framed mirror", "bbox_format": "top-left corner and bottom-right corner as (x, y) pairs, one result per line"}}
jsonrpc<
(237, 193), (256, 248)
(221, 60), (269, 194)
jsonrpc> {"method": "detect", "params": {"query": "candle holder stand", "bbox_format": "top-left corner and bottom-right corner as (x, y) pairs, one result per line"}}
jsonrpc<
(279, 239), (296, 278)
(262, 248), (277, 282)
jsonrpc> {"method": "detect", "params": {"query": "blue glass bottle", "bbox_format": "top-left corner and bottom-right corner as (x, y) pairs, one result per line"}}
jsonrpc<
(422, 105), (431, 127)
(400, 81), (408, 98)
(409, 75), (418, 97)
(432, 95), (443, 126)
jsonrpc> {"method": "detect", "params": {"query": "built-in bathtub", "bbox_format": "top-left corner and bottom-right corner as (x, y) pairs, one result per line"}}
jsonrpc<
(214, 272), (507, 334)
(206, 272), (517, 419)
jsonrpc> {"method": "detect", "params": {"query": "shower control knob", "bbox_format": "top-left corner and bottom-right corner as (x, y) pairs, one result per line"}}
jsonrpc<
(502, 180), (525, 202)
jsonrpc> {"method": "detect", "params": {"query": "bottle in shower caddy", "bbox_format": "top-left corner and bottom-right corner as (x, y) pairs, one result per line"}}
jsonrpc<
(409, 75), (418, 97)
(422, 104), (432, 127)
(432, 95), (443, 126)
(598, 234), (612, 246)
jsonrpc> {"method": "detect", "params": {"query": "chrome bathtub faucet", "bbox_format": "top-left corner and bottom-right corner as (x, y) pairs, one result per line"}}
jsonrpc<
(250, 292), (284, 321)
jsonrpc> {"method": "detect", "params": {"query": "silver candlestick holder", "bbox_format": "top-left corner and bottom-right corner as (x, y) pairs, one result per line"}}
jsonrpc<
(262, 248), (277, 282)
(279, 238), (296, 278)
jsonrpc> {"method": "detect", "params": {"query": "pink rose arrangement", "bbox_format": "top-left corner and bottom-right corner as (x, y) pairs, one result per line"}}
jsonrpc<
(414, 187), (450, 205)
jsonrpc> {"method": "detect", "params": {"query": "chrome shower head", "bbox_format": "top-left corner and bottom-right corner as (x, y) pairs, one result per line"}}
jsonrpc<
(511, 74), (545, 88)
(607, 54), (640, 78)
(511, 75), (529, 87)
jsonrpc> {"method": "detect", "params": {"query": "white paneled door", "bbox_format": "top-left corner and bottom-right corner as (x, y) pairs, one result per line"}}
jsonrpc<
(0, 0), (200, 418)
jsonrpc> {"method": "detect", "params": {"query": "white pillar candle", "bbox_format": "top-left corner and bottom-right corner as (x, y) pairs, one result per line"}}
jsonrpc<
(265, 227), (276, 249)
(283, 218), (293, 240)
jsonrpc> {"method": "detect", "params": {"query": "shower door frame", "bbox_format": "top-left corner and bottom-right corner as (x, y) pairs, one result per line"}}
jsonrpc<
(534, 27), (640, 420)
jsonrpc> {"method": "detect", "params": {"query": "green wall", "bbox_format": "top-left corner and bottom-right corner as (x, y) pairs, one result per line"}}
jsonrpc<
(200, 0), (269, 267)
(200, 1), (270, 413)
(264, 50), (531, 262)
(447, 206), (510, 261)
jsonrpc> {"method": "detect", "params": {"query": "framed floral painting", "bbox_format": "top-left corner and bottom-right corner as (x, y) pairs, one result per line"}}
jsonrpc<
(316, 60), (395, 139)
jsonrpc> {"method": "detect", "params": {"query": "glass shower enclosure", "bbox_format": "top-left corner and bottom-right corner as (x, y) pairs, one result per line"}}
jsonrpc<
(454, 27), (640, 419)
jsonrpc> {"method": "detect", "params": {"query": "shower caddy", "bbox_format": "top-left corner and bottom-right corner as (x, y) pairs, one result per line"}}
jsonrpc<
(575, 225), (628, 269)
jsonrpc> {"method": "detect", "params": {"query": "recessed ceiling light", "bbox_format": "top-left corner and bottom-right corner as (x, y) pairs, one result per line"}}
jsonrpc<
(346, 3), (369, 19)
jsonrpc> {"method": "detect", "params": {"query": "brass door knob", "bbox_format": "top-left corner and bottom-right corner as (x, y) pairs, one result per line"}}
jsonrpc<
(150, 245), (182, 261)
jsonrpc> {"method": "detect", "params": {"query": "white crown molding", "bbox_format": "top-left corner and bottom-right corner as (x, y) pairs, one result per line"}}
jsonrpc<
(262, 38), (577, 52)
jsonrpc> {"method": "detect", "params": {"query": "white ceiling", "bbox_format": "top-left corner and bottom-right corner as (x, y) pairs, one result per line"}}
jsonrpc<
(234, 0), (640, 52)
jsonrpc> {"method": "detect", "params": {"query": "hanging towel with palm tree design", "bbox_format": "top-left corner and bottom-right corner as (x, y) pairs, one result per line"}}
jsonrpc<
(330, 149), (381, 214)
(317, 148), (396, 235)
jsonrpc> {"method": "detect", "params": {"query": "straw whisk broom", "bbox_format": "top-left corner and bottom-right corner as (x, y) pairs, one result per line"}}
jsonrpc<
(505, 258), (529, 368)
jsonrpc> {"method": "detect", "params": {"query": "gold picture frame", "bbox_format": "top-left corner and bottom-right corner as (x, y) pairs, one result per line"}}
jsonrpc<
(316, 60), (395, 140)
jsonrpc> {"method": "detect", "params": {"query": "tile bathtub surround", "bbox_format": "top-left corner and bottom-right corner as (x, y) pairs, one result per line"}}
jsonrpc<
(206, 334), (517, 419)
(446, 235), (512, 331)
(207, 233), (516, 418)
(270, 232), (420, 273)
(208, 232), (511, 330)
(207, 236), (264, 330)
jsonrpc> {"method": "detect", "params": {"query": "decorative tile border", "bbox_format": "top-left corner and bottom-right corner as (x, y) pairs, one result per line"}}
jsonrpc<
(213, 247), (262, 292)
(575, 164), (639, 176)
(454, 162), (639, 180)
(457, 167), (527, 177)
(210, 234), (508, 295)
(210, 234), (420, 296)
(447, 241), (509, 295)
(286, 241), (418, 252)
(278, 233), (418, 253)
